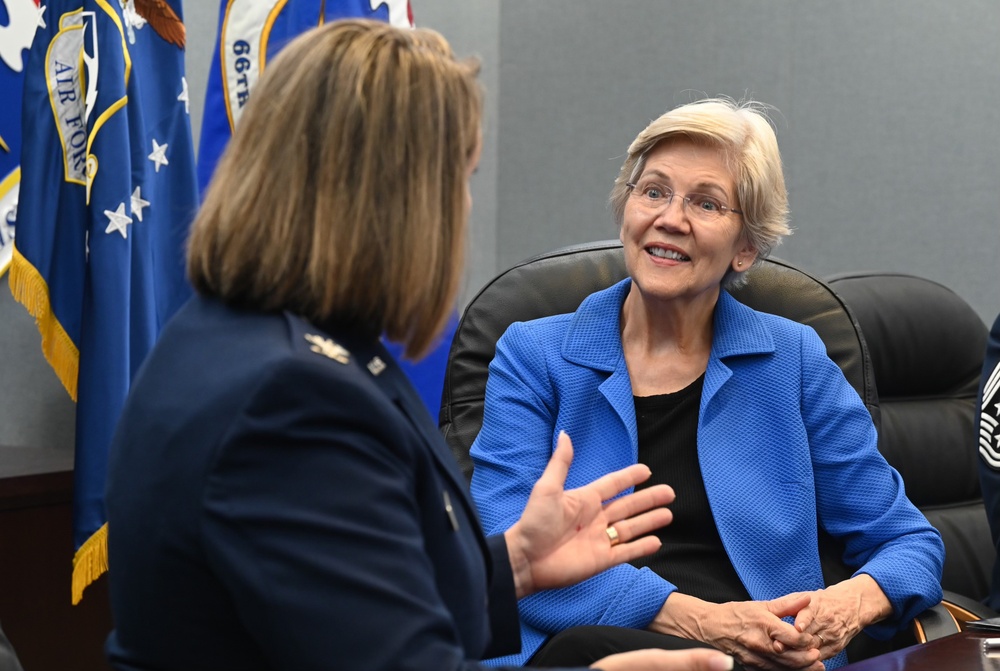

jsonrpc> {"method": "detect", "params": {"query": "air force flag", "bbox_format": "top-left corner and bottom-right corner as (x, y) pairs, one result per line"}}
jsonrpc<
(10, 0), (198, 603)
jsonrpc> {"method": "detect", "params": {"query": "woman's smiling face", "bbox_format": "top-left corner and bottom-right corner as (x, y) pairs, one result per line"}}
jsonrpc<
(620, 137), (756, 310)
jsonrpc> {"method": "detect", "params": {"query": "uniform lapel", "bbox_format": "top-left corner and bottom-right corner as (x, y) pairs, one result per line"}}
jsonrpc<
(361, 340), (494, 554)
(289, 313), (486, 536)
(370, 342), (477, 500)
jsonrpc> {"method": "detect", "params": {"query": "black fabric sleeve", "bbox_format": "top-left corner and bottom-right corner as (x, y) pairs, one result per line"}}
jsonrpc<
(483, 534), (522, 659)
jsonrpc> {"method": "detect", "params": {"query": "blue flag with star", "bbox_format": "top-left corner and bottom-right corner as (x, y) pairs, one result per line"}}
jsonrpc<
(197, 1), (457, 420)
(10, 0), (198, 603)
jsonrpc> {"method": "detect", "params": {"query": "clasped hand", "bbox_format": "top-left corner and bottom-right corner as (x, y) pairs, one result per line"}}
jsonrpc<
(685, 576), (891, 671)
(778, 575), (893, 664)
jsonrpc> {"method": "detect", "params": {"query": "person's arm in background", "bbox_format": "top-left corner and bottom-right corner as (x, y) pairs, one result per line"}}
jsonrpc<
(470, 321), (675, 636)
(977, 313), (1000, 612)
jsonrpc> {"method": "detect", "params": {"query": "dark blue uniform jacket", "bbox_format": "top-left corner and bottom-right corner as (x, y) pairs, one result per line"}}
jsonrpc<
(105, 295), (541, 671)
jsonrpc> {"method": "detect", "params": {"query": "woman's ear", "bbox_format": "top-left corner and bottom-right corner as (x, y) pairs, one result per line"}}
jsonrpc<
(732, 247), (758, 272)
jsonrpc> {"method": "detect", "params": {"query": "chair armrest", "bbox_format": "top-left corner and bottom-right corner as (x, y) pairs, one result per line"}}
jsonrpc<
(940, 590), (1000, 627)
(912, 602), (959, 643)
(912, 593), (1000, 643)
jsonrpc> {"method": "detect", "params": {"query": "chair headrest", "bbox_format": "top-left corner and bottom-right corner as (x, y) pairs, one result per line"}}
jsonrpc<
(826, 272), (987, 398)
(827, 272), (988, 507)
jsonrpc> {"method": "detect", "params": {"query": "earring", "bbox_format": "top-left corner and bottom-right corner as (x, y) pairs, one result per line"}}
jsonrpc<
(737, 261), (743, 267)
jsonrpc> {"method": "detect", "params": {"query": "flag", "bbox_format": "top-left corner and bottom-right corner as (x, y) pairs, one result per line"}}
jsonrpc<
(198, 1), (457, 420)
(0, 0), (41, 276)
(10, 0), (199, 603)
(196, 0), (414, 193)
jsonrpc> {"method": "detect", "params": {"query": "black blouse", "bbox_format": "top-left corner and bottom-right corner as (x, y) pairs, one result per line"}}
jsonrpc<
(629, 375), (752, 604)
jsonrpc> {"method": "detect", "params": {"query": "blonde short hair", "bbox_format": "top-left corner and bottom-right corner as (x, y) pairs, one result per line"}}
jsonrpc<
(187, 20), (481, 358)
(609, 98), (790, 288)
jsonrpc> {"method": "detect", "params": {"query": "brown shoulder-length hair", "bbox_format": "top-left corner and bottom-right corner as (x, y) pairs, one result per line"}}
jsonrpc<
(187, 19), (482, 359)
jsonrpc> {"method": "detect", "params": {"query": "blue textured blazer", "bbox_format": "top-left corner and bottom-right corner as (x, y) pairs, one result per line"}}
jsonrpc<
(470, 279), (944, 669)
(105, 295), (569, 671)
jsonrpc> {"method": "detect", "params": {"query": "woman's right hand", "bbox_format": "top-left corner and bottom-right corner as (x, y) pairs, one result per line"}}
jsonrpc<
(649, 593), (824, 671)
(592, 648), (734, 671)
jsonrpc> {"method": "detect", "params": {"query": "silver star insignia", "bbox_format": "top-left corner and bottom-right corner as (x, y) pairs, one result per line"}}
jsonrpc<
(104, 202), (133, 239)
(148, 138), (169, 173)
(131, 186), (150, 222)
(304, 334), (350, 364)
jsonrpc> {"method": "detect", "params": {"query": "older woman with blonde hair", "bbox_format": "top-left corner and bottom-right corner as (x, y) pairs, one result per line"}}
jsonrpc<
(103, 20), (733, 671)
(470, 99), (944, 670)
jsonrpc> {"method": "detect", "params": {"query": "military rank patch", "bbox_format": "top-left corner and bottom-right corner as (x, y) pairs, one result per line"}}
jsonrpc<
(981, 360), (1000, 470)
(304, 334), (349, 364)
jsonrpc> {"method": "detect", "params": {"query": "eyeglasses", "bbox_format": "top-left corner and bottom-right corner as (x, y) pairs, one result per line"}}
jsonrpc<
(626, 179), (742, 222)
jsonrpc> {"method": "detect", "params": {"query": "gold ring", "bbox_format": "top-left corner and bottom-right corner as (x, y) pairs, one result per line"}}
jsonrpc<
(817, 634), (825, 646)
(606, 525), (620, 546)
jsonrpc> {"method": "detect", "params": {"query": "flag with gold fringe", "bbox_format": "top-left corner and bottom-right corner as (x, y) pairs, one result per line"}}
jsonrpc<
(10, 0), (198, 603)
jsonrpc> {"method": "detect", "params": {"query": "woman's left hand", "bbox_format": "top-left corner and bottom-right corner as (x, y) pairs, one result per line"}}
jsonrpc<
(777, 575), (893, 659)
(504, 431), (676, 599)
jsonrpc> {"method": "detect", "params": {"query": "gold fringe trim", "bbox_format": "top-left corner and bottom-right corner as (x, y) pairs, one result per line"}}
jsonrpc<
(8, 245), (80, 400)
(71, 523), (108, 605)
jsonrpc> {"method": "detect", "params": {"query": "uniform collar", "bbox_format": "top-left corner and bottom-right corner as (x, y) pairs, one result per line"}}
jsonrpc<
(284, 311), (477, 503)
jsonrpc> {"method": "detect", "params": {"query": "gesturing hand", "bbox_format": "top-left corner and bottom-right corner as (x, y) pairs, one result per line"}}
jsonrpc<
(504, 431), (675, 598)
(592, 647), (734, 671)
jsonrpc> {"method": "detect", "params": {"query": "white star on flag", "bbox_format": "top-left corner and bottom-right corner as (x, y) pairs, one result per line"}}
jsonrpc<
(131, 186), (150, 222)
(104, 202), (133, 239)
(178, 77), (189, 115)
(148, 138), (169, 172)
(37, 5), (47, 29)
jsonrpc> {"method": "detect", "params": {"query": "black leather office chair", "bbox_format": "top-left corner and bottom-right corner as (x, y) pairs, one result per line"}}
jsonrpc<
(827, 271), (998, 627)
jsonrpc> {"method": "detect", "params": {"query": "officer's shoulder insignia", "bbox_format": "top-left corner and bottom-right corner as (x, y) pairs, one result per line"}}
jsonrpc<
(980, 360), (1000, 470)
(366, 356), (387, 377)
(304, 334), (349, 364)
